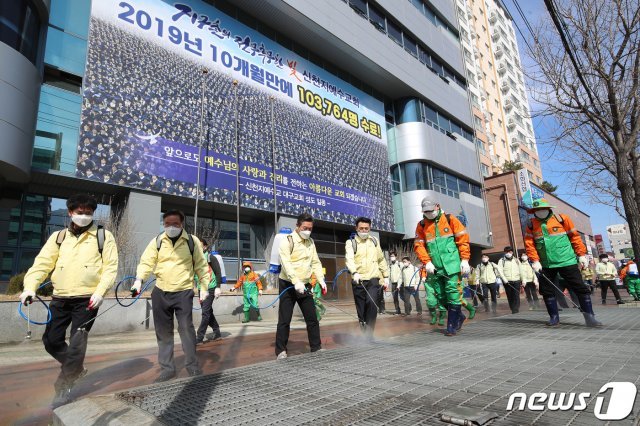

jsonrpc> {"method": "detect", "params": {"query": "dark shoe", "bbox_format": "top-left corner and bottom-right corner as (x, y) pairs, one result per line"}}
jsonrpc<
(543, 296), (560, 326)
(154, 371), (176, 383)
(602, 300), (606, 305)
(51, 385), (72, 408)
(210, 331), (222, 341)
(617, 300), (625, 305)
(445, 306), (458, 337)
(187, 368), (202, 377)
(455, 306), (466, 331)
(577, 294), (603, 327)
(196, 338), (204, 345)
(583, 313), (603, 327)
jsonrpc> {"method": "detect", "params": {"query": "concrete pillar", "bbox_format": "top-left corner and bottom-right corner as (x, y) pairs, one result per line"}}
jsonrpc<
(126, 191), (162, 263)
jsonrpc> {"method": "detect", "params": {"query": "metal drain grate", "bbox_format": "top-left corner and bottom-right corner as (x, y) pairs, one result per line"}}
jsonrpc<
(117, 309), (640, 425)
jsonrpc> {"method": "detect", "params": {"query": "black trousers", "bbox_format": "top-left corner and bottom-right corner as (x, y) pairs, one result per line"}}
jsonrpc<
(43, 296), (97, 387)
(275, 279), (321, 356)
(400, 286), (422, 314)
(376, 284), (386, 313)
(479, 283), (498, 302)
(151, 287), (199, 374)
(600, 280), (622, 302)
(524, 282), (539, 303)
(504, 281), (521, 313)
(196, 288), (220, 340)
(539, 265), (591, 298)
(352, 279), (380, 329)
(391, 283), (401, 313)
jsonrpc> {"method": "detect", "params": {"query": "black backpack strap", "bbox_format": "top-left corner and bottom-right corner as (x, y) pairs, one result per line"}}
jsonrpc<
(187, 234), (195, 267)
(96, 225), (105, 257)
(156, 233), (163, 251)
(555, 214), (564, 224)
(350, 236), (357, 255)
(56, 229), (67, 247)
(287, 234), (294, 254)
(371, 236), (378, 247)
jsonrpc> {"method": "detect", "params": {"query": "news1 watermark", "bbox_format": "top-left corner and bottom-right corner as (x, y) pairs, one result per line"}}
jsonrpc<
(506, 382), (637, 420)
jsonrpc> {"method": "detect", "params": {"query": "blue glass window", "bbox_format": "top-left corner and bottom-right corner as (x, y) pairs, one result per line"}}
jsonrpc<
(33, 85), (81, 173)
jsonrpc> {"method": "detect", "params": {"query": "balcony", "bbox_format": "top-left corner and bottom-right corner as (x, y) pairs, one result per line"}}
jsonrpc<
(489, 11), (497, 24)
(507, 118), (516, 130)
(495, 46), (504, 59)
(491, 31), (501, 42)
(501, 81), (510, 94)
(504, 98), (513, 111)
(497, 64), (506, 75)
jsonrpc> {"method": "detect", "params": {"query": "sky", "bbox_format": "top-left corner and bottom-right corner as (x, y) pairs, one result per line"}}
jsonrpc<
(502, 0), (625, 249)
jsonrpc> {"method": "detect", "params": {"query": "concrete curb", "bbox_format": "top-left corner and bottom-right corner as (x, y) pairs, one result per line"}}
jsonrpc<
(53, 394), (162, 426)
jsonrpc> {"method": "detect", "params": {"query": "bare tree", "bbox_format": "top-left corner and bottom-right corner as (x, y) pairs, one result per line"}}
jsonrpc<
(96, 202), (138, 285)
(527, 0), (640, 259)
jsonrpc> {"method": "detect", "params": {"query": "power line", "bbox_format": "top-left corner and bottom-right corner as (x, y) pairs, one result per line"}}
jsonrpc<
(543, 0), (598, 110)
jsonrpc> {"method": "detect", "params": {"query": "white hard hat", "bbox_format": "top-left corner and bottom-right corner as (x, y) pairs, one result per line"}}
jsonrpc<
(421, 197), (438, 212)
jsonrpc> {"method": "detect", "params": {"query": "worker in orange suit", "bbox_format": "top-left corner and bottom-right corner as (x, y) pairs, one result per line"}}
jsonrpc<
(230, 261), (263, 323)
(524, 198), (602, 327)
(414, 196), (471, 336)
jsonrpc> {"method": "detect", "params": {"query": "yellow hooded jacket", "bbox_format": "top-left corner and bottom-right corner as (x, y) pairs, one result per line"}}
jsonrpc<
(23, 225), (118, 297)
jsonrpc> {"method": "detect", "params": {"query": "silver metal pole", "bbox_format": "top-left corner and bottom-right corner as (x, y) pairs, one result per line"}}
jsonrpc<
(194, 68), (208, 234)
(233, 80), (241, 280)
(269, 96), (278, 231)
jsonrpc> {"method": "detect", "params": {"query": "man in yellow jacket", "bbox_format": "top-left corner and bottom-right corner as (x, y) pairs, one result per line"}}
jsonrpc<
(133, 209), (210, 382)
(276, 213), (325, 359)
(346, 217), (389, 335)
(20, 194), (118, 408)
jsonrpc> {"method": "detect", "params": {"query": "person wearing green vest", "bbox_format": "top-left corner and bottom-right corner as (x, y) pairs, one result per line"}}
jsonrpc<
(524, 199), (602, 327)
(414, 197), (471, 336)
(196, 240), (222, 344)
(230, 261), (263, 323)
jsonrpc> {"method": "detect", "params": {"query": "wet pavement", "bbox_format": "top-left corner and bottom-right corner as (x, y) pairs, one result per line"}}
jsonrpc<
(4, 299), (639, 425)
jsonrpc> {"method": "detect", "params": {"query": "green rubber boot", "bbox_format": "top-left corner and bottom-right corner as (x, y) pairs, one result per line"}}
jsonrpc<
(429, 307), (438, 325)
(437, 310), (446, 326)
(242, 311), (250, 323)
(466, 303), (476, 320)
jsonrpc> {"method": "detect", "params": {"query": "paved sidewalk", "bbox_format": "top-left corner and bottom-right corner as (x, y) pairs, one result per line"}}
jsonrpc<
(59, 307), (640, 425)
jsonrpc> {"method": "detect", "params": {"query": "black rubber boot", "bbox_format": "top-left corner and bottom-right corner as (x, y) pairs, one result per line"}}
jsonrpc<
(578, 294), (602, 327)
(543, 296), (560, 326)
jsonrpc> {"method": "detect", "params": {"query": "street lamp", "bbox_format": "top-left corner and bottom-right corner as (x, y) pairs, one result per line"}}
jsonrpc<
(194, 68), (208, 234)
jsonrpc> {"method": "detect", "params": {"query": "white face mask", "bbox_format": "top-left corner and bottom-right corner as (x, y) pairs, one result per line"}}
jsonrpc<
(482, 258), (489, 264)
(403, 262), (410, 267)
(357, 232), (370, 239)
(423, 210), (439, 220)
(521, 256), (528, 261)
(71, 214), (93, 227)
(534, 209), (550, 219)
(164, 226), (182, 238)
(602, 258), (609, 263)
(299, 230), (311, 240)
(505, 253), (513, 259)
(244, 267), (251, 273)
(390, 257), (396, 262)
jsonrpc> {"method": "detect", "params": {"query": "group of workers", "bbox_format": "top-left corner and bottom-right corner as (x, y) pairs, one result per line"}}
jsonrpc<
(19, 193), (635, 409)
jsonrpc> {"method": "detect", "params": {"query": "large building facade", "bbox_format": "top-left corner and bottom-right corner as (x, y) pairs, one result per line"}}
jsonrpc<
(0, 0), (490, 284)
(455, 0), (543, 184)
(606, 224), (634, 260)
